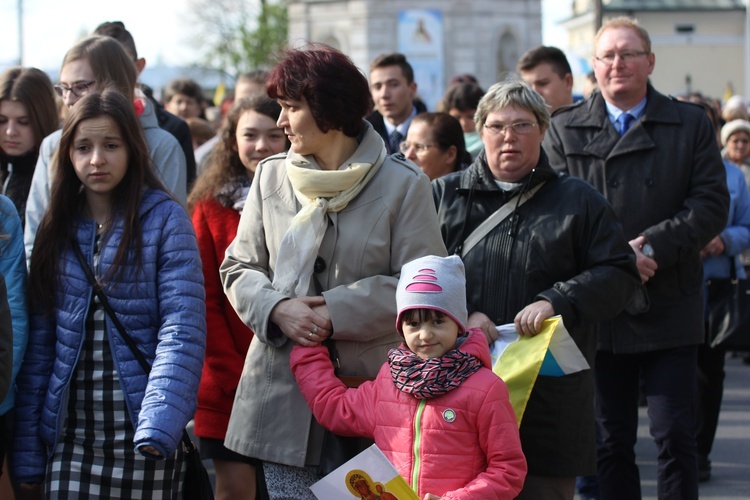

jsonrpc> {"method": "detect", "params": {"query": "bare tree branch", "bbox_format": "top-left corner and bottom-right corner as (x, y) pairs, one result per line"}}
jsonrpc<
(186, 0), (287, 78)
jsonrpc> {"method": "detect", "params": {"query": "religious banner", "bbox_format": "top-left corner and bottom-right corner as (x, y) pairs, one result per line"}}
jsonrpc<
(310, 444), (419, 500)
(397, 9), (444, 111)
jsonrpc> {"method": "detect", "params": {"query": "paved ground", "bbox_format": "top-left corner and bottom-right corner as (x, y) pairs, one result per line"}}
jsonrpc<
(637, 355), (750, 500)
(576, 354), (750, 500)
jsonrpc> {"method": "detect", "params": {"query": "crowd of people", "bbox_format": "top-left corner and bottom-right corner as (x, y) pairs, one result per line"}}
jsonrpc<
(0, 14), (746, 500)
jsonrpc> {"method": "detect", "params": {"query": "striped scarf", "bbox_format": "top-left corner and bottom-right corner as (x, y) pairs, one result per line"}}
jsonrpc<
(388, 345), (483, 399)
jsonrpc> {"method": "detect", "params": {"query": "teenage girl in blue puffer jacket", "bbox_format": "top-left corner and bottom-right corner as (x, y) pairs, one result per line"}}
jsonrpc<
(12, 89), (205, 499)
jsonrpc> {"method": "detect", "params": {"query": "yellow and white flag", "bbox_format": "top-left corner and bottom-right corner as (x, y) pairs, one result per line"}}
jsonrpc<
(213, 81), (226, 107)
(491, 316), (589, 425)
(310, 445), (419, 500)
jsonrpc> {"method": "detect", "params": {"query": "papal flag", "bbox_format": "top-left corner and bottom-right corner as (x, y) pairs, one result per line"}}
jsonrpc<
(724, 82), (734, 103)
(213, 81), (226, 107)
(491, 316), (589, 425)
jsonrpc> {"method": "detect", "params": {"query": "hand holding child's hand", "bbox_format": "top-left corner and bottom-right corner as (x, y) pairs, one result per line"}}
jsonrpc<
(270, 296), (333, 345)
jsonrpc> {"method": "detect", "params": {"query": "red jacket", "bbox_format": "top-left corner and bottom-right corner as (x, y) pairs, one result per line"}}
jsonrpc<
(290, 330), (527, 499)
(192, 198), (254, 439)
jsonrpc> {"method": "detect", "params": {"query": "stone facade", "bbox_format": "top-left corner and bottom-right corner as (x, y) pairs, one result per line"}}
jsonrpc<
(287, 0), (543, 108)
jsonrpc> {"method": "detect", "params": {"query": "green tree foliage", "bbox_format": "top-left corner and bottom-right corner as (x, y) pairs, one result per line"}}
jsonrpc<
(187, 0), (288, 78)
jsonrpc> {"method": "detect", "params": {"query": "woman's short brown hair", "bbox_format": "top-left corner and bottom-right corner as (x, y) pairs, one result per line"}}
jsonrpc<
(267, 45), (372, 137)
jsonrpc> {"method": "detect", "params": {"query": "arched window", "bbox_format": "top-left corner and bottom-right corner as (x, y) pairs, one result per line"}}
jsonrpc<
(320, 35), (341, 51)
(496, 30), (520, 82)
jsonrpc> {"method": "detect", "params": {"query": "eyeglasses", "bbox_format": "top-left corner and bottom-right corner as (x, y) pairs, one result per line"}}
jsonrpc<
(53, 81), (96, 98)
(483, 122), (538, 136)
(594, 51), (649, 65)
(399, 141), (436, 154)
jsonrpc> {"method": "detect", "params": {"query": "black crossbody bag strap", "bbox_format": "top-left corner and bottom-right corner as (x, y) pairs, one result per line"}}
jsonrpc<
(70, 241), (194, 450)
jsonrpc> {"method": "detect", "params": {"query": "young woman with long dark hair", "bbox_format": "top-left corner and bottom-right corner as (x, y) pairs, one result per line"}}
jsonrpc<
(13, 89), (205, 499)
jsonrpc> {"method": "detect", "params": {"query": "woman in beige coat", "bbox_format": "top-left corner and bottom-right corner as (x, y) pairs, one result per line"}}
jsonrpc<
(219, 45), (447, 498)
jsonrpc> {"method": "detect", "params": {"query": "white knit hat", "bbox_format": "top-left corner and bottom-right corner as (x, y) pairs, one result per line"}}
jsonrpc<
(721, 119), (750, 147)
(395, 255), (468, 334)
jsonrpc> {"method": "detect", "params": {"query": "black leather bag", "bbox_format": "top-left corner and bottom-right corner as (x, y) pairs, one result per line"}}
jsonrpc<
(318, 431), (373, 477)
(72, 244), (214, 499)
(706, 262), (750, 350)
(182, 438), (215, 500)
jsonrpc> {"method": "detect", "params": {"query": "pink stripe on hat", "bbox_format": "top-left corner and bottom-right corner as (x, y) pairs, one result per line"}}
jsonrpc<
(413, 274), (438, 281)
(405, 283), (443, 292)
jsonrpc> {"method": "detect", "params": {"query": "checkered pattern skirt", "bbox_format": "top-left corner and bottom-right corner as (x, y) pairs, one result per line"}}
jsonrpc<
(46, 295), (184, 499)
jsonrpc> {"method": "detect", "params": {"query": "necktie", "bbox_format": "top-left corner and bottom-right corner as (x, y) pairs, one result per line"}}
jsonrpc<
(617, 113), (635, 136)
(389, 130), (403, 153)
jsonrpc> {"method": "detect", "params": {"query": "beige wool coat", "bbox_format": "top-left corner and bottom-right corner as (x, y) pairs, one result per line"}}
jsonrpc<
(220, 123), (447, 467)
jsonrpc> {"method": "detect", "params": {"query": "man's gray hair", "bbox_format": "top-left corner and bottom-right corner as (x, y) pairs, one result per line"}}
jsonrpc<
(474, 79), (550, 133)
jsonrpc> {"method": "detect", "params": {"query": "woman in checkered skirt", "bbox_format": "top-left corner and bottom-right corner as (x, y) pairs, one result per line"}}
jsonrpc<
(11, 89), (206, 499)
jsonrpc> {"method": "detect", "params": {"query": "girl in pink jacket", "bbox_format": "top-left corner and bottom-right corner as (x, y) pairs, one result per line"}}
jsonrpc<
(290, 255), (527, 499)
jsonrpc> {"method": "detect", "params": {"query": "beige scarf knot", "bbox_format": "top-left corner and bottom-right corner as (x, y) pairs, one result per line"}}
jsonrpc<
(272, 123), (386, 297)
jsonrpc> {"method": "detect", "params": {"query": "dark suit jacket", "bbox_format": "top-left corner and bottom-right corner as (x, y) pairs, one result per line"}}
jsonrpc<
(366, 99), (428, 154)
(544, 86), (729, 353)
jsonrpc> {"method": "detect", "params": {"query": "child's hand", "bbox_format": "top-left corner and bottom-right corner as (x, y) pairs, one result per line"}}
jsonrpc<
(423, 494), (443, 500)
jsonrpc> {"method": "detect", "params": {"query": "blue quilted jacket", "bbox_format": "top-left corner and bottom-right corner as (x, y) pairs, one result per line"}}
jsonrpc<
(12, 189), (206, 483)
(0, 194), (28, 415)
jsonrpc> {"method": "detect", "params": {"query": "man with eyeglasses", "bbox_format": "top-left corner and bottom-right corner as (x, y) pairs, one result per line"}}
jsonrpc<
(433, 79), (641, 500)
(544, 16), (729, 500)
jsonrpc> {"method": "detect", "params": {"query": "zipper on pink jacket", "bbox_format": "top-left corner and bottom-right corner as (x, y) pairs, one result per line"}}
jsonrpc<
(411, 399), (427, 491)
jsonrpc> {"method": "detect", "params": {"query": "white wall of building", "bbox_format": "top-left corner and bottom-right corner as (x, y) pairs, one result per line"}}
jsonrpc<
(563, 6), (747, 100)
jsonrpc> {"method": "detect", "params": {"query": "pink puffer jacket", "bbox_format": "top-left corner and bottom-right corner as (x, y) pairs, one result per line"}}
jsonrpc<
(290, 329), (527, 499)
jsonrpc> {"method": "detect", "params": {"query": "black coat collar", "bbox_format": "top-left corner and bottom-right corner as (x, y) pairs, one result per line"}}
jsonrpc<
(561, 86), (682, 160)
(458, 148), (558, 193)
